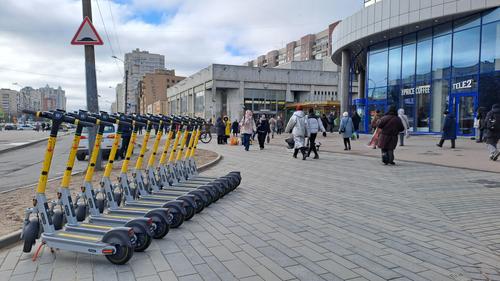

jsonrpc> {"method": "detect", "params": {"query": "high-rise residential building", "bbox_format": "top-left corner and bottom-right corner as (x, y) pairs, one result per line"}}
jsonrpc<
(38, 85), (66, 111)
(110, 101), (117, 113)
(115, 83), (125, 113)
(20, 87), (42, 112)
(138, 69), (185, 114)
(124, 48), (165, 113)
(245, 21), (340, 71)
(0, 89), (19, 121)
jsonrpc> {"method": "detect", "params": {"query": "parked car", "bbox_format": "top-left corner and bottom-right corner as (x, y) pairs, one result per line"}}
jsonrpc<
(17, 124), (35, 130)
(4, 123), (17, 130)
(77, 125), (120, 161)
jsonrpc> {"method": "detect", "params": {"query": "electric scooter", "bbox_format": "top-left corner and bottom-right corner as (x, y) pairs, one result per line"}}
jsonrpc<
(21, 110), (135, 265)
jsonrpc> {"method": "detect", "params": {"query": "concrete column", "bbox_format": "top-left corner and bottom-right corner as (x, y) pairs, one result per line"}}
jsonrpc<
(339, 50), (351, 114)
(358, 70), (366, 100)
(239, 81), (245, 119)
(286, 84), (293, 102)
(310, 85), (315, 101)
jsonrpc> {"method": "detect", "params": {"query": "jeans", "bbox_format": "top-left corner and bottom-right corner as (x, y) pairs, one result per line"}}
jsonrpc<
(242, 133), (251, 151)
(308, 133), (318, 157)
(399, 133), (405, 146)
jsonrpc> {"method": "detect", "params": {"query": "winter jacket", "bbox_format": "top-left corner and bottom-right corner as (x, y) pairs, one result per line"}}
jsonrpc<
(377, 113), (405, 150)
(215, 118), (225, 136)
(320, 116), (328, 130)
(307, 114), (326, 134)
(240, 115), (256, 135)
(339, 117), (354, 139)
(257, 119), (271, 134)
(225, 120), (231, 136)
(285, 110), (308, 137)
(351, 113), (361, 131)
(231, 121), (239, 134)
(485, 104), (500, 144)
(442, 114), (457, 140)
(398, 109), (410, 133)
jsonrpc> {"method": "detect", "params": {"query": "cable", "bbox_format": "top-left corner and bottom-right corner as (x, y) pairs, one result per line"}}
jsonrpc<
(0, 66), (80, 79)
(95, 0), (122, 77)
(107, 0), (123, 58)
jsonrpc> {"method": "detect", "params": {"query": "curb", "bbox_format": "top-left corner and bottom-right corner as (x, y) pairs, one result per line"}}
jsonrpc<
(0, 132), (71, 156)
(0, 150), (222, 249)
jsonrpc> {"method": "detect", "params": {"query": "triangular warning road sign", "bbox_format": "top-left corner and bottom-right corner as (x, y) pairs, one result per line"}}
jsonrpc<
(71, 17), (104, 45)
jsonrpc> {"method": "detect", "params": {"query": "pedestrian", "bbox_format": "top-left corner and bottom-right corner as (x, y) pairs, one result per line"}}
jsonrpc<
(306, 108), (326, 159)
(41, 123), (46, 132)
(485, 103), (500, 161)
(256, 114), (270, 150)
(285, 105), (309, 160)
(351, 111), (361, 139)
(276, 116), (284, 135)
(320, 114), (329, 134)
(224, 116), (231, 144)
(327, 112), (335, 133)
(377, 106), (405, 165)
(231, 119), (239, 136)
(215, 117), (226, 145)
(339, 112), (354, 150)
(269, 116), (277, 138)
(371, 110), (382, 133)
(120, 123), (132, 159)
(205, 118), (213, 138)
(240, 110), (256, 151)
(475, 107), (487, 143)
(35, 122), (40, 132)
(436, 110), (456, 149)
(398, 108), (410, 146)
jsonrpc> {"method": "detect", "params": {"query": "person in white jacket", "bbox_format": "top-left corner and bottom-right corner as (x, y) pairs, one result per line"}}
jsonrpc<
(285, 105), (309, 160)
(306, 108), (326, 159)
(239, 110), (256, 151)
(398, 108), (410, 146)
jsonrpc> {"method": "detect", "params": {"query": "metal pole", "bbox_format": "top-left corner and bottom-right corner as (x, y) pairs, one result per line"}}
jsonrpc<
(82, 0), (102, 170)
(124, 69), (128, 114)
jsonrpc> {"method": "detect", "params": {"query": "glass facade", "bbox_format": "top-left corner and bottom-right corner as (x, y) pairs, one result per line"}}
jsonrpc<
(363, 8), (500, 135)
(243, 89), (286, 114)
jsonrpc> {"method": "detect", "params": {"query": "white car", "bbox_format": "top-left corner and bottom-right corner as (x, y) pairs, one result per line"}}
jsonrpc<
(17, 124), (34, 130)
(77, 125), (121, 161)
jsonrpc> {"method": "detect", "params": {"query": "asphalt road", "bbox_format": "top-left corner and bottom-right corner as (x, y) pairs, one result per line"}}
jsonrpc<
(0, 134), (88, 192)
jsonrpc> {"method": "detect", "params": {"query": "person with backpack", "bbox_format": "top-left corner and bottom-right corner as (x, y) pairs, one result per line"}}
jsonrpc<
(339, 112), (354, 151)
(437, 111), (456, 149)
(306, 108), (326, 159)
(475, 107), (487, 143)
(285, 105), (309, 160)
(351, 111), (361, 139)
(398, 108), (410, 146)
(485, 104), (500, 161)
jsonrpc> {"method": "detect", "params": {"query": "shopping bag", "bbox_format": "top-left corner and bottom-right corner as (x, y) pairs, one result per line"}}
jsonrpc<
(230, 136), (239, 145)
(368, 128), (380, 148)
(285, 137), (295, 149)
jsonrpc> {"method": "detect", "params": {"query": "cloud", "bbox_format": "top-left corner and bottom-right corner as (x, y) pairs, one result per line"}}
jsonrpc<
(0, 0), (362, 111)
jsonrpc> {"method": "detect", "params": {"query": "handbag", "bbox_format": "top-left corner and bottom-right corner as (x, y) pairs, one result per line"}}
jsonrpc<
(285, 137), (295, 149)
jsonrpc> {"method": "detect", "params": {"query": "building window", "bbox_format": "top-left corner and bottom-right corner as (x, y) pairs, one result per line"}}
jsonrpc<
(432, 34), (452, 79)
(194, 91), (204, 114)
(480, 21), (500, 73)
(452, 27), (480, 77)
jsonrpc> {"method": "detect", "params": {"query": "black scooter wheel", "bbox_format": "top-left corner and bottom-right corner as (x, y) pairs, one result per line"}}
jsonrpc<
(151, 214), (170, 239)
(114, 192), (123, 206)
(105, 244), (134, 265)
(170, 211), (184, 228)
(52, 209), (65, 230)
(194, 197), (204, 213)
(22, 219), (39, 253)
(184, 204), (195, 221)
(96, 198), (106, 214)
(133, 225), (152, 252)
(75, 203), (87, 222)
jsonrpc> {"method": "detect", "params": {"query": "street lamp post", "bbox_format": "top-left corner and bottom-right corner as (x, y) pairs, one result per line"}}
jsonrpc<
(112, 55), (128, 113)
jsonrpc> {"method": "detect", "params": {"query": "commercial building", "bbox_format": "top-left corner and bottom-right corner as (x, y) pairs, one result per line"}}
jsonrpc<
(138, 69), (185, 114)
(331, 0), (500, 136)
(115, 83), (125, 113)
(166, 63), (338, 121)
(245, 22), (340, 71)
(124, 49), (165, 113)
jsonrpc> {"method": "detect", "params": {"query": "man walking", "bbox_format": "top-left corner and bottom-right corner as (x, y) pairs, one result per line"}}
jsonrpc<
(306, 108), (326, 159)
(485, 104), (500, 161)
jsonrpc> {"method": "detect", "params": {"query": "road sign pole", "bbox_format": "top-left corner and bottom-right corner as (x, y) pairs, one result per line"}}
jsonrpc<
(81, 0), (102, 170)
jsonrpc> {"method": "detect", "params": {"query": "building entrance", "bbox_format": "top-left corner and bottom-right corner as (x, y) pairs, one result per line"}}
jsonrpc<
(450, 93), (477, 136)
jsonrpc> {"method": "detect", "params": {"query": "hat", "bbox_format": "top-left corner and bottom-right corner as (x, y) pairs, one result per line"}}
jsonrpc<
(296, 105), (303, 111)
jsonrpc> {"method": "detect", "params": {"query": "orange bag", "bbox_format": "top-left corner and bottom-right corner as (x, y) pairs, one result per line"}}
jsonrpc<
(230, 136), (239, 145)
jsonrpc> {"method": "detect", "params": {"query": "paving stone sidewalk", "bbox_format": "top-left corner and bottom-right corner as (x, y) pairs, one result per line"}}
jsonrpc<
(1, 140), (500, 281)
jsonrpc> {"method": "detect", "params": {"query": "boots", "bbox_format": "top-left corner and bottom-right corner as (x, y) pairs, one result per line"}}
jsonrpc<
(293, 149), (298, 158)
(301, 148), (307, 160)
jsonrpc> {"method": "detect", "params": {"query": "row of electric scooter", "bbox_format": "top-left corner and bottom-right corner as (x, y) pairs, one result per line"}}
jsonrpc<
(20, 109), (241, 265)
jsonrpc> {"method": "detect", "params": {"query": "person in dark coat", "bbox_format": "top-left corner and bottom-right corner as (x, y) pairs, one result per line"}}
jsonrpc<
(485, 104), (500, 161)
(351, 111), (361, 139)
(476, 107), (487, 143)
(120, 124), (132, 159)
(320, 114), (329, 134)
(437, 111), (456, 149)
(377, 106), (405, 165)
(215, 117), (226, 145)
(256, 114), (271, 150)
(231, 120), (239, 136)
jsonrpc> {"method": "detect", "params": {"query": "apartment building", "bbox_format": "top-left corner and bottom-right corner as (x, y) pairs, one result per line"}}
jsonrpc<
(138, 69), (185, 114)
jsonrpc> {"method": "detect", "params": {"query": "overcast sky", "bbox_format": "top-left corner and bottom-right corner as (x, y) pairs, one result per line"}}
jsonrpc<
(0, 0), (362, 111)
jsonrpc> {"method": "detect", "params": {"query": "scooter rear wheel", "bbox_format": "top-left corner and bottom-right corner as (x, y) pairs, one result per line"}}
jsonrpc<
(151, 214), (170, 239)
(170, 211), (184, 228)
(75, 204), (87, 222)
(134, 231), (152, 252)
(105, 244), (134, 265)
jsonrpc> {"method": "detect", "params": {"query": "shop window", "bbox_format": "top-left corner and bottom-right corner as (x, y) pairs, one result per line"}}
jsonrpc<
(483, 7), (500, 24)
(387, 85), (400, 108)
(451, 75), (478, 94)
(402, 95), (415, 131)
(480, 21), (500, 73)
(194, 91), (204, 113)
(416, 38), (432, 82)
(431, 79), (450, 132)
(368, 50), (388, 88)
(368, 87), (387, 101)
(479, 72), (500, 108)
(432, 34), (452, 79)
(415, 81), (431, 132)
(388, 47), (401, 85)
(452, 27), (480, 77)
(401, 43), (416, 85)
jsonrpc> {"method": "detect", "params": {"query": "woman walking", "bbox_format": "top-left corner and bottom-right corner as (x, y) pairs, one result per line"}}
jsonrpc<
(339, 112), (354, 150)
(285, 105), (309, 160)
(475, 107), (487, 143)
(223, 116), (231, 144)
(437, 111), (456, 149)
(398, 108), (410, 146)
(240, 110), (256, 151)
(215, 117), (226, 145)
(231, 119), (239, 136)
(256, 115), (271, 150)
(307, 108), (326, 159)
(377, 106), (405, 165)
